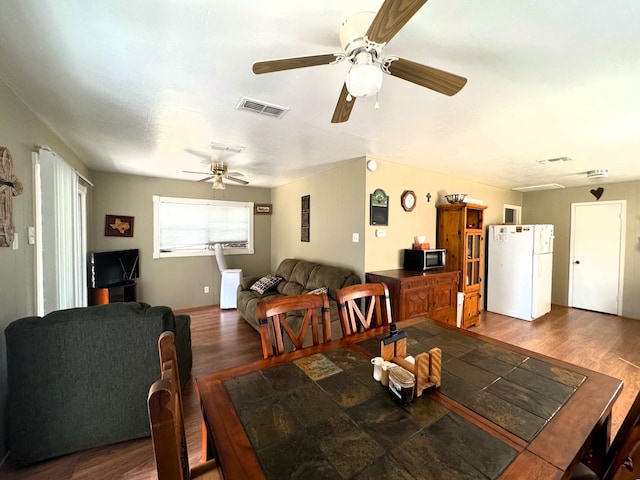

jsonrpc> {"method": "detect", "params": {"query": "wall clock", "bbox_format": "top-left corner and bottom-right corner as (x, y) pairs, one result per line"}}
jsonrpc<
(401, 190), (416, 212)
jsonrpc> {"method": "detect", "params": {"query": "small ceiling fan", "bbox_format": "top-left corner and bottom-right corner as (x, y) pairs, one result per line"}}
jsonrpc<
(252, 0), (467, 123)
(183, 146), (249, 189)
(183, 162), (249, 189)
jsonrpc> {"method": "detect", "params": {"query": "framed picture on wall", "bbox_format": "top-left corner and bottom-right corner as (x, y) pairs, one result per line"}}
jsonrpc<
(254, 204), (272, 214)
(301, 195), (310, 242)
(105, 214), (134, 237)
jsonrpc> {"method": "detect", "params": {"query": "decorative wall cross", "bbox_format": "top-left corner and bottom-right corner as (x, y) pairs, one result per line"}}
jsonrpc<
(0, 147), (23, 247)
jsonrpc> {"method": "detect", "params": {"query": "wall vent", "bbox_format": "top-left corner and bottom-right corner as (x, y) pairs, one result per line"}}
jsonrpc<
(236, 97), (289, 119)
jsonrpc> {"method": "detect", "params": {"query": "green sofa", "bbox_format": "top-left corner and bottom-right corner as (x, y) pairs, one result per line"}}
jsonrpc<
(4, 302), (192, 467)
(237, 258), (361, 342)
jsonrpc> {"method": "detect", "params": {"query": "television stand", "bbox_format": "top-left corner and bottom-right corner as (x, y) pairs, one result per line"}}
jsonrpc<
(89, 282), (137, 306)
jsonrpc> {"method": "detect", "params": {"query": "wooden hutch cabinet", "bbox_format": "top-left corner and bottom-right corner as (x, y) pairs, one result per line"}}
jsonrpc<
(365, 270), (459, 326)
(436, 202), (487, 328)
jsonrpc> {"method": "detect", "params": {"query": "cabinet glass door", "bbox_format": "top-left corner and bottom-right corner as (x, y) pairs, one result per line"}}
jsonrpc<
(466, 234), (482, 286)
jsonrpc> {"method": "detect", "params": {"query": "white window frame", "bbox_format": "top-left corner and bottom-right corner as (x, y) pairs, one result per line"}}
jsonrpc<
(503, 204), (522, 224)
(153, 195), (254, 258)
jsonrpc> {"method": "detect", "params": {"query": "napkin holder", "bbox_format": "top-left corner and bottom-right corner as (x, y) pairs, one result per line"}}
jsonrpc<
(380, 323), (441, 397)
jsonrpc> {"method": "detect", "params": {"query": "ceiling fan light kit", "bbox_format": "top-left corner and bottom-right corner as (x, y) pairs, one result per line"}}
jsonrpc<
(212, 177), (225, 190)
(345, 52), (383, 97)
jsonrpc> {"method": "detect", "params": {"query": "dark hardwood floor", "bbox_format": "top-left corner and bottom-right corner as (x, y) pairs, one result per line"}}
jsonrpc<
(1, 304), (639, 479)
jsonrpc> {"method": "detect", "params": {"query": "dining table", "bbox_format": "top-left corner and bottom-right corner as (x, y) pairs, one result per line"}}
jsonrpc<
(195, 316), (623, 480)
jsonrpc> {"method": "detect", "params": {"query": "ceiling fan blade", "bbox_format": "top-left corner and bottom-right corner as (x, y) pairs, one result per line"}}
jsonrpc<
(225, 171), (244, 177)
(184, 148), (212, 160)
(198, 176), (215, 182)
(224, 175), (249, 185)
(253, 53), (344, 74)
(366, 0), (428, 45)
(385, 57), (467, 96)
(331, 83), (356, 124)
(183, 170), (211, 175)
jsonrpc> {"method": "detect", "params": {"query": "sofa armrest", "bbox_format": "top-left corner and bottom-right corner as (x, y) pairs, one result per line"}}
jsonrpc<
(240, 276), (262, 290)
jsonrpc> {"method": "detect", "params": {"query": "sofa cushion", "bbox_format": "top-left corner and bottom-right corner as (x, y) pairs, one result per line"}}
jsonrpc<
(307, 265), (359, 300)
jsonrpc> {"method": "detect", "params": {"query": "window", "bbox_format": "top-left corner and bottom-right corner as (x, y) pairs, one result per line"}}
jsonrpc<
(503, 204), (522, 224)
(153, 195), (254, 258)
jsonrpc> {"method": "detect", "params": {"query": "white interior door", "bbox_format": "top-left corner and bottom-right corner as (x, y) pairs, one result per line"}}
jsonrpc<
(569, 201), (625, 315)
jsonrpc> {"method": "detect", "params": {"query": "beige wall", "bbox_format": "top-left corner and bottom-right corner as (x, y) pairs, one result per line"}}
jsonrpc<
(364, 158), (522, 272)
(270, 156), (522, 286)
(0, 79), (90, 457)
(271, 158), (367, 280)
(90, 172), (271, 309)
(522, 181), (640, 319)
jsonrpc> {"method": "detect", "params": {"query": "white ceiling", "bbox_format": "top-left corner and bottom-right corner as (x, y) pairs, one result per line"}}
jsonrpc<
(1, 1), (639, 190)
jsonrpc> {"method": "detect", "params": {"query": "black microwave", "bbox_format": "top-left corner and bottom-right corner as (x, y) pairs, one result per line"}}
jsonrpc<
(403, 249), (446, 271)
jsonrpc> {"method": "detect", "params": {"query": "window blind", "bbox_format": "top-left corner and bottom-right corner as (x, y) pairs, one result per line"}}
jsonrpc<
(153, 196), (254, 258)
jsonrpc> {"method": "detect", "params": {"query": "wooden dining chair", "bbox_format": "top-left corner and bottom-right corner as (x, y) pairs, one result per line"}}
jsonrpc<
(572, 389), (640, 479)
(256, 292), (332, 358)
(148, 359), (218, 480)
(335, 282), (392, 337)
(158, 331), (219, 464)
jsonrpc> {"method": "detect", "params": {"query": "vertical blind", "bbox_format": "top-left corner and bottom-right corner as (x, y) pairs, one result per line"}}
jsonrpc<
(36, 147), (87, 314)
(153, 196), (254, 257)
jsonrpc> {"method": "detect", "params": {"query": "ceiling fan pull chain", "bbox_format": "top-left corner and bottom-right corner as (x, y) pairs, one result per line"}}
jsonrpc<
(375, 92), (380, 110)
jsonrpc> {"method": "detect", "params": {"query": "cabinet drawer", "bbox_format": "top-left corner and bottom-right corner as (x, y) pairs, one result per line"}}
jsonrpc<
(398, 272), (459, 291)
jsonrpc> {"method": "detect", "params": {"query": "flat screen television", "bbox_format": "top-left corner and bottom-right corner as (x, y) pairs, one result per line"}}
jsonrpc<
(89, 249), (139, 289)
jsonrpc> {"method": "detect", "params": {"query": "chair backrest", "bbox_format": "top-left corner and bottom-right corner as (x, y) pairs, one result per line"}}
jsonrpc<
(213, 243), (228, 271)
(148, 362), (189, 480)
(157, 333), (189, 469)
(335, 282), (393, 337)
(158, 331), (181, 385)
(602, 389), (640, 480)
(256, 292), (332, 358)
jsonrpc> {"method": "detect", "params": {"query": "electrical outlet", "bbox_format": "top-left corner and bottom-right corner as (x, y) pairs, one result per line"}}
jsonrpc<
(352, 233), (359, 243)
(204, 286), (210, 294)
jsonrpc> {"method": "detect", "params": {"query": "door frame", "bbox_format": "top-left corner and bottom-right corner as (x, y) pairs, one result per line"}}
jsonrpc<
(568, 200), (626, 315)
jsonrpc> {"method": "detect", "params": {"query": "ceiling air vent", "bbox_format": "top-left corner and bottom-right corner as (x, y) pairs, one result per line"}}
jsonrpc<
(236, 97), (289, 119)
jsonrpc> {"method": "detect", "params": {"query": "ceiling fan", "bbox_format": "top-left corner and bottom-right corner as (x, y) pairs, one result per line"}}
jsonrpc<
(252, 0), (467, 123)
(183, 162), (249, 189)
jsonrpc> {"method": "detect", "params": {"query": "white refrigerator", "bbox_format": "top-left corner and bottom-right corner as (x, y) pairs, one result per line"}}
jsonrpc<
(486, 224), (554, 321)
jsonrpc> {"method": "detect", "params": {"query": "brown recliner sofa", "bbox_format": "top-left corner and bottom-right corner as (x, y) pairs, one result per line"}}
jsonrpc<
(237, 258), (361, 341)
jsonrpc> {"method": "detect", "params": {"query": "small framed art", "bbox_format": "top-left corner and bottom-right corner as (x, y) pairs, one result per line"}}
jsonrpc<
(254, 204), (272, 215)
(105, 214), (134, 237)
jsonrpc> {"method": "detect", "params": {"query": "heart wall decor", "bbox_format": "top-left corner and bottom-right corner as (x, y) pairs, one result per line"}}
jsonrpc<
(590, 187), (604, 200)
